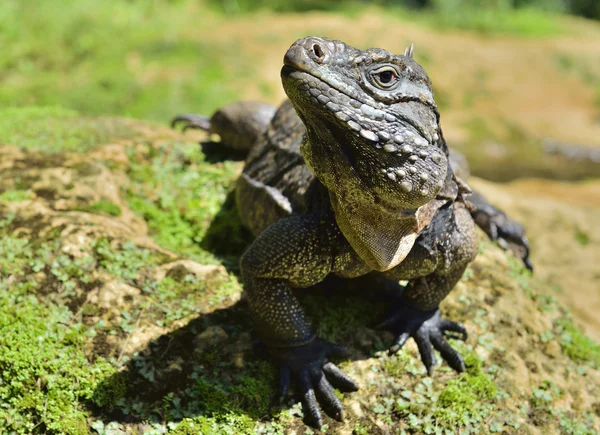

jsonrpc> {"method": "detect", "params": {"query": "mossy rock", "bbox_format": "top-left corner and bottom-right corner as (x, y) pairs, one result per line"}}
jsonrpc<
(0, 107), (598, 434)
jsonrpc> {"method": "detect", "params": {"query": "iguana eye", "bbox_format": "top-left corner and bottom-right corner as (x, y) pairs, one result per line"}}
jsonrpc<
(378, 70), (394, 83)
(370, 66), (399, 89)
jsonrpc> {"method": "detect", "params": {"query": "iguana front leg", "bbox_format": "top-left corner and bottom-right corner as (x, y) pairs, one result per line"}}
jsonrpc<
(379, 201), (478, 374)
(241, 212), (360, 427)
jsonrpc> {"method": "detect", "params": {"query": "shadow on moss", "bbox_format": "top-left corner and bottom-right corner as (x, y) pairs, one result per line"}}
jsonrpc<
(88, 280), (394, 432)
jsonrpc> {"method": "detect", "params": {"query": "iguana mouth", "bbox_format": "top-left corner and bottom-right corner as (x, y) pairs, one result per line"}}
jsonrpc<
(281, 65), (365, 112)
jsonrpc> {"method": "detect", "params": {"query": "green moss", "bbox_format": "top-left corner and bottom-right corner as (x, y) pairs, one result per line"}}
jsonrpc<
(0, 1), (242, 121)
(92, 238), (161, 281)
(0, 235), (32, 276)
(92, 371), (129, 408)
(0, 106), (134, 152)
(395, 351), (498, 431)
(125, 141), (245, 266)
(144, 274), (243, 327)
(0, 189), (32, 202)
(438, 354), (497, 406)
(0, 280), (117, 434)
(74, 200), (122, 216)
(554, 318), (600, 368)
(193, 361), (274, 419)
(169, 413), (256, 435)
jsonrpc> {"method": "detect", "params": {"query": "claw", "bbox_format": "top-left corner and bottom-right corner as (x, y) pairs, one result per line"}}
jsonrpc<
(378, 299), (468, 374)
(469, 191), (534, 271)
(171, 114), (211, 131)
(268, 338), (357, 428)
(415, 329), (436, 375)
(314, 371), (344, 421)
(440, 319), (468, 340)
(323, 362), (358, 391)
(279, 366), (291, 402)
(388, 332), (410, 355)
(431, 332), (466, 373)
(300, 371), (323, 428)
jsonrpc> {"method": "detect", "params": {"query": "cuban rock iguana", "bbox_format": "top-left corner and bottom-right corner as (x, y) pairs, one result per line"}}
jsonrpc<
(172, 37), (532, 428)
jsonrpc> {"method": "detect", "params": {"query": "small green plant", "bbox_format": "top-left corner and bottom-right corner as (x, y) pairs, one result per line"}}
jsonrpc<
(0, 280), (117, 434)
(555, 318), (600, 368)
(394, 351), (498, 431)
(74, 200), (122, 216)
(0, 189), (31, 202)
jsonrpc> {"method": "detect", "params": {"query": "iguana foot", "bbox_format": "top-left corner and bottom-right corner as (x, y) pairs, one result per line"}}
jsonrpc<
(171, 113), (211, 132)
(377, 299), (467, 375)
(269, 338), (358, 428)
(470, 192), (533, 271)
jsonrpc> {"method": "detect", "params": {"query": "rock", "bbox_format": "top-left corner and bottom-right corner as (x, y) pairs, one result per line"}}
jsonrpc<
(153, 260), (227, 281)
(193, 326), (228, 352)
(91, 280), (141, 309)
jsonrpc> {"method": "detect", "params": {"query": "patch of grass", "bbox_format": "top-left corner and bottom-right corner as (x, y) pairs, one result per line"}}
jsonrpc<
(193, 361), (274, 419)
(417, 4), (562, 36)
(143, 274), (242, 327)
(574, 229), (591, 246)
(125, 141), (246, 266)
(554, 318), (600, 368)
(92, 238), (160, 281)
(0, 0), (243, 121)
(0, 0), (573, 127)
(301, 285), (387, 344)
(0, 235), (32, 277)
(0, 106), (134, 152)
(394, 351), (499, 431)
(0, 189), (31, 202)
(210, 0), (564, 36)
(74, 200), (122, 216)
(553, 52), (600, 86)
(169, 413), (256, 435)
(528, 379), (596, 433)
(507, 255), (534, 297)
(0, 279), (117, 434)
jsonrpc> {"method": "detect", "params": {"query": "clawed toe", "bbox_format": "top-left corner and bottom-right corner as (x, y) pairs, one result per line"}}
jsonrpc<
(269, 338), (357, 428)
(171, 114), (211, 131)
(379, 301), (468, 375)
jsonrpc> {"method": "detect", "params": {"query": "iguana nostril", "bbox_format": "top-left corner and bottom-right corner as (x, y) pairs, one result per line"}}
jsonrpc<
(312, 43), (324, 60)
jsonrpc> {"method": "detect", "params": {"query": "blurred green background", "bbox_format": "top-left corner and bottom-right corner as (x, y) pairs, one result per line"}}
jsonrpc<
(2, 0), (600, 181)
(0, 0), (598, 121)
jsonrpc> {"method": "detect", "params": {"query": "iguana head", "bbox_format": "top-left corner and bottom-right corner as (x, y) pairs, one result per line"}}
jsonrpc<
(281, 36), (450, 271)
(281, 36), (448, 210)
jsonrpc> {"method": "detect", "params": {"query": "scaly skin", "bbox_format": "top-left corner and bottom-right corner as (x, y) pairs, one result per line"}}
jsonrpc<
(173, 37), (533, 428)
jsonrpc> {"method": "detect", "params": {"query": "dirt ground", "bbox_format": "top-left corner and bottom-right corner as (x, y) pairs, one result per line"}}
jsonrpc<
(196, 10), (600, 151)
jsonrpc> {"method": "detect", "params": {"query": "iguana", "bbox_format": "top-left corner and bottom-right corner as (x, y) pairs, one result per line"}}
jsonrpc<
(172, 37), (532, 427)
